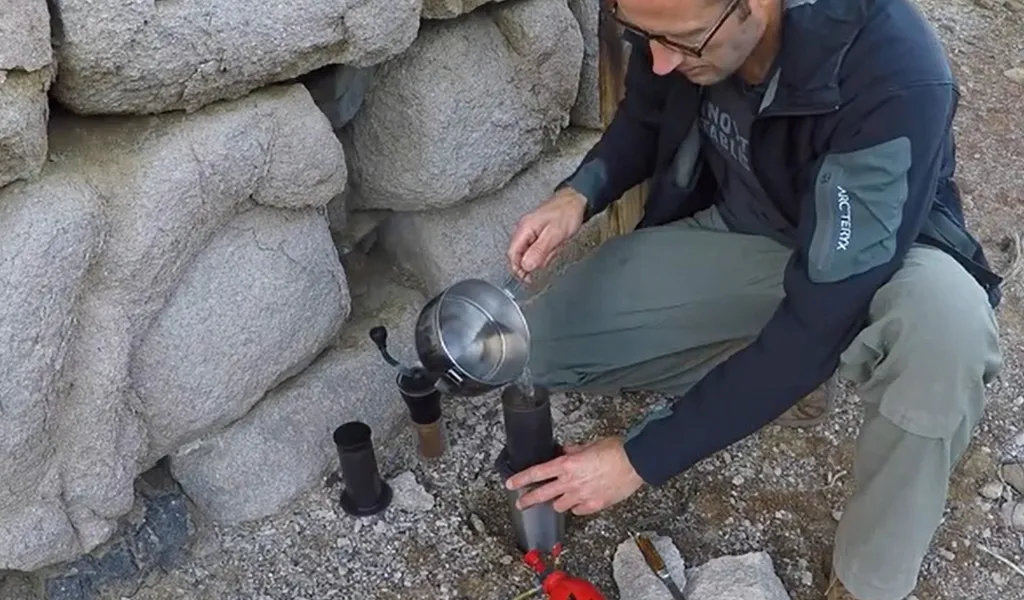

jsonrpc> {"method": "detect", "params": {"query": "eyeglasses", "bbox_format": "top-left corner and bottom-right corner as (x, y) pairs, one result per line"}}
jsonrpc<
(606, 0), (743, 58)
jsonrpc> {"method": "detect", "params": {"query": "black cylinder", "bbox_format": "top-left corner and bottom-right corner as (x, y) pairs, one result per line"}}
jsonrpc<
(333, 421), (392, 516)
(501, 384), (555, 472)
(398, 368), (446, 459)
(397, 367), (442, 425)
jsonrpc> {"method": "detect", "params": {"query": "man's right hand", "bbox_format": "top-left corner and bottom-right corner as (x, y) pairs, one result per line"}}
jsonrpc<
(507, 188), (588, 282)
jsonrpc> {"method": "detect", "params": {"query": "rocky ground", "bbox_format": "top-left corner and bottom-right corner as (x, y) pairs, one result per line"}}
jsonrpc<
(30, 0), (1024, 599)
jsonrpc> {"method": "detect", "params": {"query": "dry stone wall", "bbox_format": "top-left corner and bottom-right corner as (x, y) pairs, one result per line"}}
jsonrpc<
(0, 0), (604, 576)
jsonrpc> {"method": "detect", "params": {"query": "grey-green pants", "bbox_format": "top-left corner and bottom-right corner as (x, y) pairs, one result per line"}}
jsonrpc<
(521, 206), (1002, 600)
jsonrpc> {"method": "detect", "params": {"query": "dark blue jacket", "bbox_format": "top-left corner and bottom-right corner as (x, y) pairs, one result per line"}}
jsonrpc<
(557, 0), (1003, 486)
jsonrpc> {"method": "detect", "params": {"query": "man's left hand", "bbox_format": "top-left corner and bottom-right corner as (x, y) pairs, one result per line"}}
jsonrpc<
(504, 436), (645, 516)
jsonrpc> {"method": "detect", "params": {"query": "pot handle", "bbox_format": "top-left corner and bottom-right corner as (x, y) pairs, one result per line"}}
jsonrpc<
(501, 273), (527, 302)
(433, 369), (463, 395)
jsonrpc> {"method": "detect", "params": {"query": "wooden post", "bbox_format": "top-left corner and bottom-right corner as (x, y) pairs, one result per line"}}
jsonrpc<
(597, 7), (648, 241)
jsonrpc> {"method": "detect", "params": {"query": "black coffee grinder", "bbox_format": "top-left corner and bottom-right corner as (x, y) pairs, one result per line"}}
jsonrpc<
(369, 326), (447, 459)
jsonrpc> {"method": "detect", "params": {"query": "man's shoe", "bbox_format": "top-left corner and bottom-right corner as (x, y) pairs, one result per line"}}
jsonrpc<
(774, 374), (838, 428)
(824, 571), (858, 600)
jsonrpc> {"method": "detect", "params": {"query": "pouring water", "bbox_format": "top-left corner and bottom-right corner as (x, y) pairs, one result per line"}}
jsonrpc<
(515, 364), (536, 399)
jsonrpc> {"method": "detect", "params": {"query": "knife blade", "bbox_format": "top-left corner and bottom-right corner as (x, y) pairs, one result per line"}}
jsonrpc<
(631, 531), (686, 600)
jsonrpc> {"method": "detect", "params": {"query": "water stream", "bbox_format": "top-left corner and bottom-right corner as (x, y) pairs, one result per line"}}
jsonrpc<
(515, 364), (535, 400)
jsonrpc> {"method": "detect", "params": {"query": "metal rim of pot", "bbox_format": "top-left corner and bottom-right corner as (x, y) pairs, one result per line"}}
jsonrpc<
(431, 279), (530, 391)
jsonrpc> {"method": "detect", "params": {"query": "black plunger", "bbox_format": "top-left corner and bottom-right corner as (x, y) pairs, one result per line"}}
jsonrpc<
(333, 421), (392, 516)
(501, 384), (556, 472)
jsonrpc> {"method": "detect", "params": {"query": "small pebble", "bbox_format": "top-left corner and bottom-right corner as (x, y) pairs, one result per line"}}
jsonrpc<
(832, 510), (843, 522)
(993, 572), (1007, 586)
(1001, 502), (1024, 530)
(469, 513), (487, 536)
(979, 481), (1005, 500)
(500, 555), (514, 565)
(1006, 68), (1024, 84)
(1001, 463), (1024, 495)
(732, 475), (745, 486)
(937, 548), (955, 561)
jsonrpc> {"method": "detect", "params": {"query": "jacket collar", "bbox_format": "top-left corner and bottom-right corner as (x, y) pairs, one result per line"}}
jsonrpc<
(759, 0), (872, 115)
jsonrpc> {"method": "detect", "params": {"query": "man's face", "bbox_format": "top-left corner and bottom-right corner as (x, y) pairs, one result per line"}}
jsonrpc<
(613, 0), (769, 85)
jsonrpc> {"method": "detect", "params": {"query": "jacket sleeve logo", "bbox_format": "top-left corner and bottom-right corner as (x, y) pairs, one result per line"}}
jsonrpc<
(835, 185), (852, 251)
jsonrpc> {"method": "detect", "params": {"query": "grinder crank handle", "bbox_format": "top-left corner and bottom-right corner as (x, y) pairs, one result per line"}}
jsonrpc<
(369, 326), (402, 368)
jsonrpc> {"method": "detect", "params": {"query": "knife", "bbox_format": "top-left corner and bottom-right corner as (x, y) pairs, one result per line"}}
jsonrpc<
(631, 531), (687, 600)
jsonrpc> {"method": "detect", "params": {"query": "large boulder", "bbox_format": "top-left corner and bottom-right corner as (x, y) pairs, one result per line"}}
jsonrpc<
(0, 84), (347, 572)
(48, 0), (423, 115)
(377, 128), (600, 295)
(0, 0), (54, 187)
(345, 0), (585, 211)
(133, 206), (350, 460)
(568, 0), (602, 129)
(170, 252), (425, 524)
(0, 175), (106, 573)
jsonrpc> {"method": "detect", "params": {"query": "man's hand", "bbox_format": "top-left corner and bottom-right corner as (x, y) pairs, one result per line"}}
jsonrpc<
(504, 436), (644, 516)
(507, 188), (587, 282)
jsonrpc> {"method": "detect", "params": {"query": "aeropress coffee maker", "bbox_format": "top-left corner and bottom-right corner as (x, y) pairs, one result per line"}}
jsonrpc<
(494, 384), (565, 554)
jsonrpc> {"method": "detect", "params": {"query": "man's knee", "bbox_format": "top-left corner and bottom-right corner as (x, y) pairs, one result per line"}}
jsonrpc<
(884, 247), (1001, 371)
(852, 246), (1002, 438)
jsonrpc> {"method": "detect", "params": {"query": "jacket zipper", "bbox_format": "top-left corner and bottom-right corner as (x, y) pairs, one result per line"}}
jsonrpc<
(748, 102), (841, 237)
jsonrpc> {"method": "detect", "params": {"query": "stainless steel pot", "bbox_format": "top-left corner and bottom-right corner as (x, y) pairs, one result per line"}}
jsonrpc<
(414, 277), (530, 397)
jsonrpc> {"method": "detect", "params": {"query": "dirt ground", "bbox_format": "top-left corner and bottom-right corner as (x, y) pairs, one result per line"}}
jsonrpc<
(114, 0), (1024, 599)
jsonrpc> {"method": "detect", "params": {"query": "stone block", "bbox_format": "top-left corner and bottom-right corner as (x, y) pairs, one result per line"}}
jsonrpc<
(0, 174), (106, 572)
(0, 0), (54, 187)
(568, 0), (602, 129)
(48, 0), (421, 115)
(0, 84), (346, 572)
(345, 0), (584, 210)
(685, 552), (793, 600)
(133, 206), (350, 461)
(377, 128), (600, 295)
(169, 252), (425, 524)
